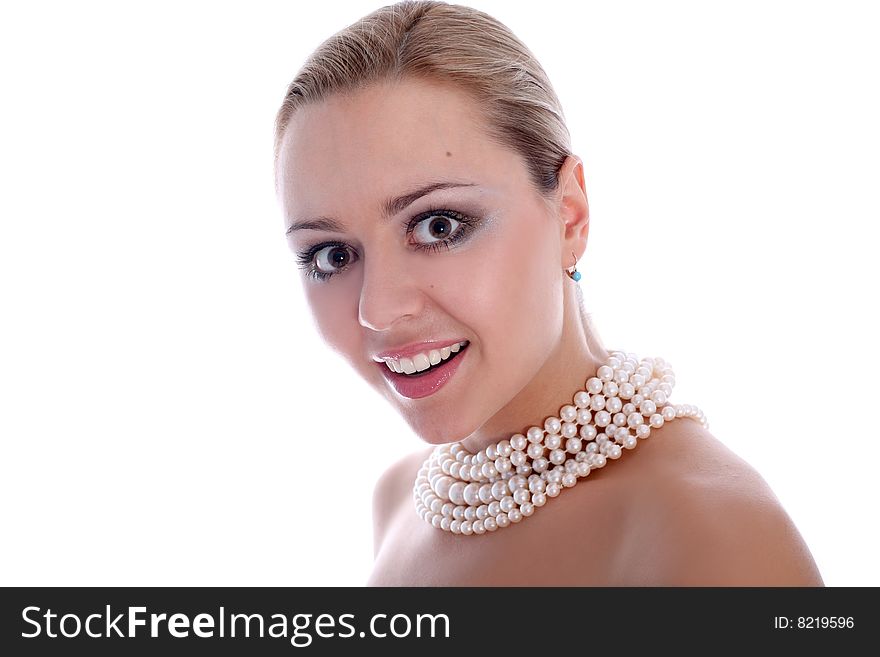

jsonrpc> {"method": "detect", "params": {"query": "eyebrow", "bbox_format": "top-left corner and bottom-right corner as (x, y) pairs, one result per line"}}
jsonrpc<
(285, 181), (476, 236)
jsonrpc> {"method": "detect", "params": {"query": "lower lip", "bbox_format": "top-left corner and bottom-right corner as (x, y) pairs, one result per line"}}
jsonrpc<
(378, 345), (469, 400)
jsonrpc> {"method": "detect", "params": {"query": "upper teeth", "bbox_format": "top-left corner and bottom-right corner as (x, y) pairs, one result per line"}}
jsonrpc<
(384, 341), (468, 374)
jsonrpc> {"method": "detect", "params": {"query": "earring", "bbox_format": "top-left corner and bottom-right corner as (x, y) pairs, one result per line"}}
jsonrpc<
(565, 251), (582, 282)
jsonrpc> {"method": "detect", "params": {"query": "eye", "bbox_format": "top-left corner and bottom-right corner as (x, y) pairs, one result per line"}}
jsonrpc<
(411, 213), (461, 245)
(296, 241), (357, 281)
(295, 209), (479, 282)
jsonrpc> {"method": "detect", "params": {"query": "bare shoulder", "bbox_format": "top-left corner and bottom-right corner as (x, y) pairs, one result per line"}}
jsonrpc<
(615, 420), (825, 586)
(371, 445), (433, 557)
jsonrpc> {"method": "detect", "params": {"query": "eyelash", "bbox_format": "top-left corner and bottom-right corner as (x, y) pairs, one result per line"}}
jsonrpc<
(295, 209), (480, 282)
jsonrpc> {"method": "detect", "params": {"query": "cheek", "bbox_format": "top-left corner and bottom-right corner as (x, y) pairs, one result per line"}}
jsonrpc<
(304, 285), (363, 363)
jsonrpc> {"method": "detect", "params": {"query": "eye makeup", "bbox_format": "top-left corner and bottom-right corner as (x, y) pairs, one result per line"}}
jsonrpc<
(295, 207), (483, 282)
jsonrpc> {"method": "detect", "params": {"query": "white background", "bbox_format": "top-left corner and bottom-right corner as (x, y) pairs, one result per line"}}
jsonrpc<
(1, 0), (877, 586)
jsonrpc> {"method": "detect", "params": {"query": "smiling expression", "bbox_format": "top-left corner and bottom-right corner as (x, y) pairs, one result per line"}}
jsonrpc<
(277, 76), (570, 444)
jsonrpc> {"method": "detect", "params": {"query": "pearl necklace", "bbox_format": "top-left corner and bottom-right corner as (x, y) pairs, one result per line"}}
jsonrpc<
(413, 350), (707, 535)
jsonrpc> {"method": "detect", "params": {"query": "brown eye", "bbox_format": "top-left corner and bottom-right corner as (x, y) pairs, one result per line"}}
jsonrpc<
(314, 245), (354, 274)
(412, 213), (461, 245)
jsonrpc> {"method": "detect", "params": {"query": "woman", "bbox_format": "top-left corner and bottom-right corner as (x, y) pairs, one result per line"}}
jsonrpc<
(274, 1), (824, 585)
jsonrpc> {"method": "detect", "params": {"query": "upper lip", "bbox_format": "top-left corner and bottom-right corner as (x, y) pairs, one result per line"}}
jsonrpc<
(372, 339), (469, 362)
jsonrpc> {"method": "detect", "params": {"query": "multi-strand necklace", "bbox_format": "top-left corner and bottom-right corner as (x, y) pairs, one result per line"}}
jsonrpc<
(414, 350), (707, 535)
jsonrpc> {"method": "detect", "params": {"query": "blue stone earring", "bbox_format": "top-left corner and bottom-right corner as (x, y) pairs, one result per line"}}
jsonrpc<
(565, 251), (582, 282)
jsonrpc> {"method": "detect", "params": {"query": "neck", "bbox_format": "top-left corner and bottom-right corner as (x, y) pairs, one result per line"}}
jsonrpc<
(459, 291), (609, 456)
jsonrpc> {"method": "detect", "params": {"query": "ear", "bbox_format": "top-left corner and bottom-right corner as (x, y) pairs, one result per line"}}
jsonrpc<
(555, 155), (590, 270)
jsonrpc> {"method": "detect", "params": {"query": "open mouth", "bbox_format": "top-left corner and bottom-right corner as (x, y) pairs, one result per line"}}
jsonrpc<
(397, 342), (469, 377)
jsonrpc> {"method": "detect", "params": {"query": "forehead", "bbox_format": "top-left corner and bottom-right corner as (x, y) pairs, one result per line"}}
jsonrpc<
(276, 77), (524, 219)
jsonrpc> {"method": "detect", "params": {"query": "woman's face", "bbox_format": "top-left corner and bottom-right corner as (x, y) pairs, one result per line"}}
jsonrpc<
(277, 77), (568, 444)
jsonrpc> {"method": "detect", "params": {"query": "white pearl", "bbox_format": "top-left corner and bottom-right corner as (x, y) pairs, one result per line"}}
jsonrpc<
(533, 457), (549, 473)
(481, 462), (498, 479)
(573, 390), (590, 408)
(440, 516), (452, 531)
(637, 424), (651, 439)
(562, 473), (577, 488)
(483, 516), (498, 532)
(488, 501), (501, 516)
(566, 437), (582, 454)
(602, 381), (619, 397)
(613, 412), (627, 427)
(532, 492), (547, 507)
(430, 498), (443, 514)
(491, 481), (507, 501)
(544, 417), (562, 435)
(543, 434), (562, 450)
(549, 448), (566, 465)
(507, 474), (527, 492)
(441, 503), (454, 517)
(561, 422), (578, 438)
(463, 483), (480, 506)
(500, 496), (516, 513)
(516, 463), (532, 476)
(577, 408), (592, 424)
(529, 477), (546, 494)
(594, 411), (611, 427)
(485, 444), (497, 461)
(649, 413), (664, 428)
(546, 482), (561, 497)
(579, 424), (597, 440)
(576, 461), (591, 477)
(623, 435), (638, 449)
(526, 426), (544, 443)
(461, 520), (473, 535)
(606, 397), (623, 414)
(452, 505), (465, 520)
(597, 365), (614, 381)
(650, 390), (667, 405)
(476, 504), (489, 520)
(510, 433), (528, 451)
(464, 506), (476, 521)
(619, 382), (635, 399)
(472, 519), (486, 535)
(508, 508), (523, 523)
(450, 520), (462, 534)
(434, 476), (453, 500)
(448, 482), (466, 505)
(520, 502), (535, 517)
(560, 405), (578, 422)
(662, 405), (676, 421)
(627, 412), (644, 428)
(496, 513), (510, 528)
(526, 442), (544, 459)
(586, 377), (603, 394)
(590, 394), (606, 411)
(513, 488), (530, 505)
(639, 400), (657, 416)
(510, 450), (527, 467)
(497, 440), (513, 457)
(495, 456), (512, 473)
(608, 444), (622, 459)
(478, 484), (494, 505)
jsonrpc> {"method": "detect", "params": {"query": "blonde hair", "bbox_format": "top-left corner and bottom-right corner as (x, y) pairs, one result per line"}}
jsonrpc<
(273, 0), (572, 199)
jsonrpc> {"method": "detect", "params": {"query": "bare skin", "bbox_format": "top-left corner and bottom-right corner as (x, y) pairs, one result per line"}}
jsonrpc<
(369, 420), (825, 586)
(277, 76), (824, 587)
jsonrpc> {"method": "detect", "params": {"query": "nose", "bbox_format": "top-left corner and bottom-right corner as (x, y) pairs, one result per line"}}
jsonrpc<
(357, 249), (425, 332)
